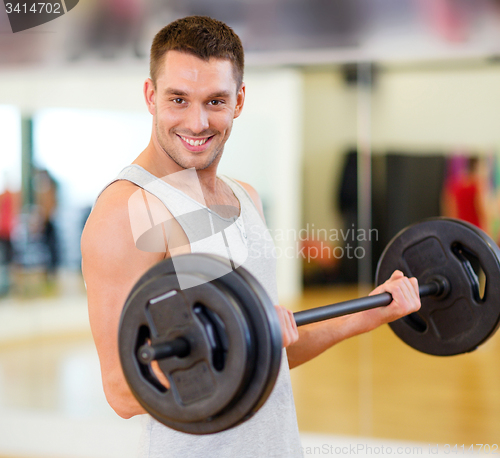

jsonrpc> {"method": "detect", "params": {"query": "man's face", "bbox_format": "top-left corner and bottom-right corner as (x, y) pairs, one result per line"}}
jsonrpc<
(145, 50), (245, 171)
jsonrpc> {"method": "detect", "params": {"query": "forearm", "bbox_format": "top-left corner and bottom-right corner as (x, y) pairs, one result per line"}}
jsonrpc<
(286, 311), (377, 369)
(286, 272), (420, 369)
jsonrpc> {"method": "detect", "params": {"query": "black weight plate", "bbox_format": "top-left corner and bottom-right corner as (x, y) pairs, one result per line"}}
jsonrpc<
(376, 218), (500, 356)
(217, 259), (283, 424)
(120, 270), (252, 429)
(161, 254), (283, 433)
(119, 254), (282, 434)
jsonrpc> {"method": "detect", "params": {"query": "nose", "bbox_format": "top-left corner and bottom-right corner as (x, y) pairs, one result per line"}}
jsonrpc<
(184, 103), (209, 135)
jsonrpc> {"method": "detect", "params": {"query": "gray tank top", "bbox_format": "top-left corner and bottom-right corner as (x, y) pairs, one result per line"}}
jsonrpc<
(107, 165), (303, 458)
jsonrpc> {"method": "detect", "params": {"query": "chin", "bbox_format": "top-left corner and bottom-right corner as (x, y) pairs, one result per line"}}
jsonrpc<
(186, 151), (221, 171)
(171, 155), (215, 171)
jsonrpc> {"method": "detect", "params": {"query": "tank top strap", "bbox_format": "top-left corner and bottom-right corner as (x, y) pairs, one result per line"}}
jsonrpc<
(218, 175), (262, 222)
(96, 164), (204, 218)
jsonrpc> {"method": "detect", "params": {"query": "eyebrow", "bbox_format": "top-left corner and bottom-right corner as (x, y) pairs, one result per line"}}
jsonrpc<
(165, 88), (188, 96)
(164, 88), (232, 98)
(207, 91), (232, 99)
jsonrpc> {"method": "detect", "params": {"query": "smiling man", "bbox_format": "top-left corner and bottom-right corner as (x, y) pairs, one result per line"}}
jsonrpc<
(81, 16), (420, 458)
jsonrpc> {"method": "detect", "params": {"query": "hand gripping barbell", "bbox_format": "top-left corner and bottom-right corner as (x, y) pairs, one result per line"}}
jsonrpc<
(118, 218), (500, 435)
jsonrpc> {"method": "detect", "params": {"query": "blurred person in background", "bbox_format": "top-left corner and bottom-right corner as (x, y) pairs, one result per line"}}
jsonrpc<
(34, 169), (59, 281)
(442, 156), (487, 231)
(0, 177), (20, 295)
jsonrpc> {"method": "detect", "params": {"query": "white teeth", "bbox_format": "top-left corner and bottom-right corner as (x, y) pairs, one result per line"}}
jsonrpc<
(181, 136), (208, 147)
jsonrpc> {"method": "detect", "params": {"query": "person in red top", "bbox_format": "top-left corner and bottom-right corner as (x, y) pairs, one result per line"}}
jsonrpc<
(443, 157), (486, 230)
(0, 187), (17, 264)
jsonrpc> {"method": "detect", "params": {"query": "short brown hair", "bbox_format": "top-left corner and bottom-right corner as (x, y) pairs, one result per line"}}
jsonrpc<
(150, 16), (244, 89)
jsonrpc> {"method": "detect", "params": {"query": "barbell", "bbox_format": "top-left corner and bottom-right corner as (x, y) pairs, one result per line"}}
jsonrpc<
(118, 218), (500, 435)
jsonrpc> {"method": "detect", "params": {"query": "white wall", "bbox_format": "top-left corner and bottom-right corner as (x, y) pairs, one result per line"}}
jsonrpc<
(371, 64), (500, 151)
(0, 64), (147, 113)
(302, 70), (357, 237)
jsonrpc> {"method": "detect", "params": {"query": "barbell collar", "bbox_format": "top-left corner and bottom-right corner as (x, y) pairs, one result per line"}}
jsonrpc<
(293, 279), (447, 327)
(137, 337), (191, 364)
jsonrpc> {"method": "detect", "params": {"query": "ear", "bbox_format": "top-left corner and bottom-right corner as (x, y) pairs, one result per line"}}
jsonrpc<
(144, 78), (156, 116)
(233, 82), (246, 119)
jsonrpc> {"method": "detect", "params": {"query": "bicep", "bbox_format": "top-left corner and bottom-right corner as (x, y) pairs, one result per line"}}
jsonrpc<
(81, 193), (164, 385)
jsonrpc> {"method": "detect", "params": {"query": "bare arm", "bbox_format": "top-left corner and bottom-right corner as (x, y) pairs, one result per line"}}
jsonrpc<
(286, 271), (420, 368)
(81, 182), (168, 418)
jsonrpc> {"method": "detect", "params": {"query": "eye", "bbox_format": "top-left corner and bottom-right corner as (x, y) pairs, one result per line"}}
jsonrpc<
(208, 99), (224, 106)
(172, 98), (185, 104)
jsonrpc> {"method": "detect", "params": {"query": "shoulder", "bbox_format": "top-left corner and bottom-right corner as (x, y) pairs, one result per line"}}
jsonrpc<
(83, 181), (146, 246)
(85, 180), (173, 237)
(234, 179), (265, 222)
(90, 180), (138, 216)
(82, 181), (137, 247)
(81, 181), (166, 277)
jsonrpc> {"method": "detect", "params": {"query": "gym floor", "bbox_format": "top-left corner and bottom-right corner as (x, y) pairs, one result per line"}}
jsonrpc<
(291, 288), (500, 446)
(0, 274), (498, 458)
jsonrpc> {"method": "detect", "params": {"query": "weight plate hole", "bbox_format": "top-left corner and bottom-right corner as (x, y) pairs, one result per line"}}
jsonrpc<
(403, 312), (428, 334)
(193, 304), (228, 372)
(451, 242), (486, 302)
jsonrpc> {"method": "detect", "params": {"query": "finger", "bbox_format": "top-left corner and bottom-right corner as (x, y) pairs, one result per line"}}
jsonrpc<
(275, 306), (298, 347)
(373, 275), (412, 311)
(368, 270), (404, 296)
(284, 308), (295, 333)
(396, 277), (415, 303)
(274, 306), (288, 346)
(275, 306), (286, 332)
(387, 272), (416, 301)
(390, 270), (404, 280)
(387, 277), (412, 304)
(285, 308), (299, 342)
(392, 274), (417, 303)
(389, 277), (420, 313)
(409, 276), (420, 297)
(400, 276), (420, 306)
(408, 277), (421, 311)
(282, 309), (296, 347)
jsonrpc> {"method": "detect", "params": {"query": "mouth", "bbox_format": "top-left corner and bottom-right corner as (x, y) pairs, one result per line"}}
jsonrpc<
(177, 134), (214, 152)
